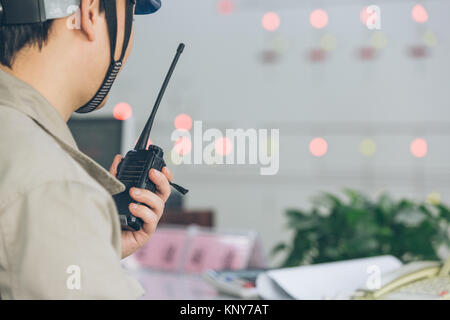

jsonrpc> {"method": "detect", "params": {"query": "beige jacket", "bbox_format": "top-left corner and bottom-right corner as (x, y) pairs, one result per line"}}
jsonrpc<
(0, 69), (144, 299)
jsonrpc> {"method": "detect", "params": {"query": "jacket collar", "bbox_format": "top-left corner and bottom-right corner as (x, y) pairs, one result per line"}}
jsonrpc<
(0, 69), (125, 195)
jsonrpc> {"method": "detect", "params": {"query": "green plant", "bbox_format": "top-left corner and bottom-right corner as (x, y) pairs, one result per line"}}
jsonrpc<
(273, 190), (450, 268)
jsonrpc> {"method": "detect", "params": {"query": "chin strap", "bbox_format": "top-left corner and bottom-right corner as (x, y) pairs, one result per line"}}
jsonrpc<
(76, 0), (135, 114)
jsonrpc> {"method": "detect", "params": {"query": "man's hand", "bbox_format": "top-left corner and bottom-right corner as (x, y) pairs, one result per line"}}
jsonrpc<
(109, 155), (173, 259)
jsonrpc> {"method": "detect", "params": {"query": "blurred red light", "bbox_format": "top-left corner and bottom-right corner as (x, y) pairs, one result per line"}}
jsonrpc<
(113, 102), (132, 121)
(174, 114), (193, 131)
(262, 12), (280, 31)
(260, 50), (280, 64)
(310, 138), (328, 157)
(308, 48), (327, 63)
(357, 47), (377, 60)
(215, 137), (233, 156)
(412, 4), (428, 23)
(217, 0), (234, 15)
(410, 138), (427, 158)
(174, 136), (192, 156)
(408, 45), (428, 58)
(360, 7), (370, 25)
(310, 9), (328, 29)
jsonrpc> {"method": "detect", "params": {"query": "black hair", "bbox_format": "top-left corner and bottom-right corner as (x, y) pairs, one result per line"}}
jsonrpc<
(0, 0), (105, 68)
(0, 21), (54, 68)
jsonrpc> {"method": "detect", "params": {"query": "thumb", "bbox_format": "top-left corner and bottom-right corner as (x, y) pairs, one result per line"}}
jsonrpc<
(110, 154), (123, 177)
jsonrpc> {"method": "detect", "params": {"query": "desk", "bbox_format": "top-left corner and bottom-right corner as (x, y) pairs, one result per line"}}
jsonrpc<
(133, 269), (236, 300)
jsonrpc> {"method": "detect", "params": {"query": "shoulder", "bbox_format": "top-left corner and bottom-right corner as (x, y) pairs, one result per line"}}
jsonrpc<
(0, 106), (110, 206)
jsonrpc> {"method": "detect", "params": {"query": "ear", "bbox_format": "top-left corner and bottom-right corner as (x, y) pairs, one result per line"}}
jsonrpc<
(79, 0), (101, 42)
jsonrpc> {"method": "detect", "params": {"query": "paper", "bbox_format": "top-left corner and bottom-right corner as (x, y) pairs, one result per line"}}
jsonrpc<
(256, 255), (402, 300)
(256, 273), (293, 300)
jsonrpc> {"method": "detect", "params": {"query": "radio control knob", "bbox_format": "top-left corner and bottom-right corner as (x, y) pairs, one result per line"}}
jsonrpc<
(148, 145), (163, 157)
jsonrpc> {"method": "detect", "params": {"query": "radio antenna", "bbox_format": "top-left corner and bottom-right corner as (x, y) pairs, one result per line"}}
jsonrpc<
(135, 43), (185, 150)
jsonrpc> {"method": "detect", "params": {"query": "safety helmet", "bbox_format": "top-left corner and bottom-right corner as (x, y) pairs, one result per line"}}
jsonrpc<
(0, 0), (162, 114)
(0, 0), (161, 25)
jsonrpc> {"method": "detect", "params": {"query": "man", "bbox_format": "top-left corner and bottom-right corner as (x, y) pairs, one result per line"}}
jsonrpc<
(0, 0), (173, 299)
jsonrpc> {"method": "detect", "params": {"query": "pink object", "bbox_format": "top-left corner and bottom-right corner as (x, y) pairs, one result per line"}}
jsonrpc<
(134, 229), (188, 271)
(183, 233), (254, 273)
(133, 227), (259, 273)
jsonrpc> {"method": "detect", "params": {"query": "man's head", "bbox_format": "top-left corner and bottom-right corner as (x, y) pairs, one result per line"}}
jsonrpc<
(0, 0), (160, 120)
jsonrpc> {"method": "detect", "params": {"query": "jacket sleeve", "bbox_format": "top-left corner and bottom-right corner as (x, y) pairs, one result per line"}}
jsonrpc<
(0, 180), (144, 300)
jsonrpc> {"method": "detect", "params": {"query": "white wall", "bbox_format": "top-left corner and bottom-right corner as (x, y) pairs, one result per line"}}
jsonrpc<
(89, 0), (450, 263)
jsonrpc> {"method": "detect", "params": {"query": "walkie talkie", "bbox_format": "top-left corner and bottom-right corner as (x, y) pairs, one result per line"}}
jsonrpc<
(113, 43), (188, 231)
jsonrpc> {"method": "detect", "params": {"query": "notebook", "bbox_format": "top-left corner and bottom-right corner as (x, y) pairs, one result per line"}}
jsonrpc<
(256, 255), (402, 300)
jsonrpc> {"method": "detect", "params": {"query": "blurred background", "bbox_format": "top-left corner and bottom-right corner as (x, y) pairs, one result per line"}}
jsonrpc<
(69, 0), (450, 268)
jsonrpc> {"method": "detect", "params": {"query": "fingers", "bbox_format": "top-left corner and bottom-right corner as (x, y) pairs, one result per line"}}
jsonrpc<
(148, 169), (171, 202)
(129, 202), (159, 234)
(162, 166), (174, 182)
(129, 187), (164, 218)
(109, 154), (123, 177)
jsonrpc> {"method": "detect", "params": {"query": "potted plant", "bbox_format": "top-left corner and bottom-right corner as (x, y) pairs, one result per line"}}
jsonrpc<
(273, 190), (450, 267)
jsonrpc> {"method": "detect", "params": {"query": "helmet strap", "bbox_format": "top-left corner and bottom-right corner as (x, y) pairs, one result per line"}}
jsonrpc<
(76, 0), (135, 114)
